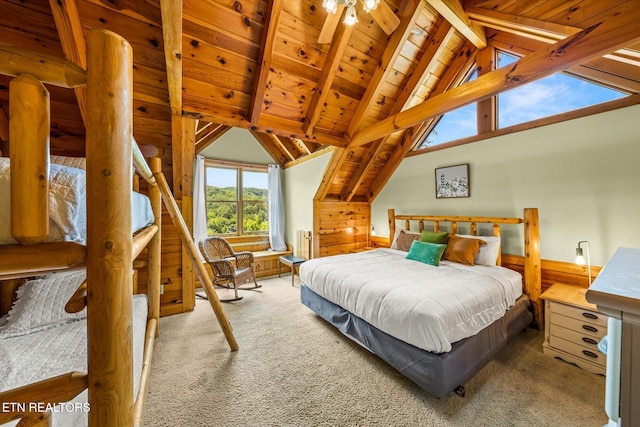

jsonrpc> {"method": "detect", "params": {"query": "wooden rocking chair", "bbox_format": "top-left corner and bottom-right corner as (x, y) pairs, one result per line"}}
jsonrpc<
(198, 236), (261, 302)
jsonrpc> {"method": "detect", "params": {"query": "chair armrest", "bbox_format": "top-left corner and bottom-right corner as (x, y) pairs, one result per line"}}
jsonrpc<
(233, 251), (254, 268)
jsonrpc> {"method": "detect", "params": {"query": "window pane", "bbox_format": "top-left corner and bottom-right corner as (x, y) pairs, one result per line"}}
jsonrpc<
(243, 202), (268, 233)
(206, 202), (237, 234)
(242, 171), (268, 202)
(497, 51), (625, 128)
(206, 168), (236, 201)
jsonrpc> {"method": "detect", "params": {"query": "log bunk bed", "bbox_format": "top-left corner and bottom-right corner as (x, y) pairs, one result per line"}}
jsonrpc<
(0, 29), (237, 426)
(300, 208), (541, 398)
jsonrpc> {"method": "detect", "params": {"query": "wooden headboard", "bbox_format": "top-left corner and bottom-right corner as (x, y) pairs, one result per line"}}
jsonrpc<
(387, 208), (542, 328)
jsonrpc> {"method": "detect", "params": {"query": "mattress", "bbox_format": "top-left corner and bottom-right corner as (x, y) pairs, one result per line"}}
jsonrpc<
(299, 248), (523, 353)
(0, 157), (154, 245)
(0, 294), (148, 427)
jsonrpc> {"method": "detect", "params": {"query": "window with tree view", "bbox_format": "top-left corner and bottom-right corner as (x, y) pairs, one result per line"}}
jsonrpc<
(205, 165), (268, 236)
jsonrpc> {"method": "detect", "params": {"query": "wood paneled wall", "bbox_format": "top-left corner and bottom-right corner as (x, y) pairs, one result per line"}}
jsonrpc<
(313, 200), (371, 257)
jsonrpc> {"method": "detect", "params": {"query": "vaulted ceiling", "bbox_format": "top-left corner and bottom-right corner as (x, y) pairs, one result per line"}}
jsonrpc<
(1, 0), (639, 202)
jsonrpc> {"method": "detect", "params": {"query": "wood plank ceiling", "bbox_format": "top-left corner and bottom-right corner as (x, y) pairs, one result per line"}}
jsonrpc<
(1, 0), (639, 202)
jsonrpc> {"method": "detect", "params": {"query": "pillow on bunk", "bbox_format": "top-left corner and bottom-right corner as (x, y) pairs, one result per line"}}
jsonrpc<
(405, 240), (446, 266)
(51, 155), (86, 170)
(456, 234), (501, 266)
(442, 234), (486, 266)
(0, 270), (86, 338)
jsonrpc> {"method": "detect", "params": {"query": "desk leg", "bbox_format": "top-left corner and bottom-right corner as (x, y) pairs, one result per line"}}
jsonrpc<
(278, 261), (281, 278)
(291, 265), (295, 287)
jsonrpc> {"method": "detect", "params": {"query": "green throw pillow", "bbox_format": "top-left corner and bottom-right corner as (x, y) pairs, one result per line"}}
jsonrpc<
(405, 241), (447, 266)
(420, 230), (449, 244)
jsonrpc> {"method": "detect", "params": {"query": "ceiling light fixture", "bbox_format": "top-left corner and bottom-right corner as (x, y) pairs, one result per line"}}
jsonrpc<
(323, 0), (381, 26)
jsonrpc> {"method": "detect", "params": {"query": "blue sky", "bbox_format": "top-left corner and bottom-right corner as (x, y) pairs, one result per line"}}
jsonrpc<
(421, 51), (626, 147)
(206, 168), (267, 189)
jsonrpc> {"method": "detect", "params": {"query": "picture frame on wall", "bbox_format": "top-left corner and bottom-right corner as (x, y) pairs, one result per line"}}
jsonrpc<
(435, 164), (470, 198)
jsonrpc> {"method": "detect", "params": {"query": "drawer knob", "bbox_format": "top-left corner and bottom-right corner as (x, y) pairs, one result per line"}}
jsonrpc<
(582, 325), (599, 333)
(582, 312), (598, 320)
(582, 337), (598, 345)
(582, 350), (599, 359)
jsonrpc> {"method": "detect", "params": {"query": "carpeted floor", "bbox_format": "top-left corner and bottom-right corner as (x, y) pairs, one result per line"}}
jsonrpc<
(143, 276), (607, 427)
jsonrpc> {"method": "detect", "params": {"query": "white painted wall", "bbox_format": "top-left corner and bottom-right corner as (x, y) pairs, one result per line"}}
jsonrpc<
(282, 151), (332, 252)
(200, 127), (273, 165)
(373, 104), (640, 266)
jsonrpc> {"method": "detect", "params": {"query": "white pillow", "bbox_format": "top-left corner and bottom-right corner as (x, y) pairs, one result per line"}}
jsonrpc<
(0, 270), (86, 338)
(456, 234), (501, 266)
(51, 155), (86, 170)
(390, 227), (420, 250)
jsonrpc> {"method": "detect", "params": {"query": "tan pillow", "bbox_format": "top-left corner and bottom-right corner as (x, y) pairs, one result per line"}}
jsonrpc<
(442, 234), (486, 265)
(395, 229), (420, 251)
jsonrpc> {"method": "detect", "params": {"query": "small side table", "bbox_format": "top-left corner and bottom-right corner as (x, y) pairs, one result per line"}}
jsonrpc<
(279, 255), (306, 287)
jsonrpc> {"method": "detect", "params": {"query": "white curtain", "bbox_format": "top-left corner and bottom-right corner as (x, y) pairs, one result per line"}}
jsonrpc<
(193, 155), (208, 247)
(268, 164), (287, 251)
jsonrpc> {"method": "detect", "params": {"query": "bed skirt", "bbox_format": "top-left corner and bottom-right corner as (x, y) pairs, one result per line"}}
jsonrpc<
(300, 284), (533, 398)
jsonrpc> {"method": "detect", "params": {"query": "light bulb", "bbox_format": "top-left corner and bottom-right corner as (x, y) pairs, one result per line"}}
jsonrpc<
(362, 0), (379, 13)
(575, 247), (585, 265)
(323, 0), (338, 14)
(344, 5), (358, 26)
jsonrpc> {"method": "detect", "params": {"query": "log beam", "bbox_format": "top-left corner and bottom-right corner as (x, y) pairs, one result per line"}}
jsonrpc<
(349, 6), (640, 147)
(427, 0), (486, 48)
(160, 0), (183, 116)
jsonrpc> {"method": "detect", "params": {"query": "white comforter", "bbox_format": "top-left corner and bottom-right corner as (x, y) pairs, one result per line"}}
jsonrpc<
(0, 157), (154, 245)
(0, 295), (148, 427)
(300, 248), (523, 353)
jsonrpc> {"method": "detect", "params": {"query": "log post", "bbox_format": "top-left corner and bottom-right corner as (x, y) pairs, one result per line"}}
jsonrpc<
(387, 209), (395, 243)
(9, 74), (50, 244)
(148, 157), (162, 335)
(524, 208), (542, 329)
(85, 29), (134, 427)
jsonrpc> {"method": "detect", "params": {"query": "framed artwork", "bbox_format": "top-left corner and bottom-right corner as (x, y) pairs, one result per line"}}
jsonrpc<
(435, 164), (470, 198)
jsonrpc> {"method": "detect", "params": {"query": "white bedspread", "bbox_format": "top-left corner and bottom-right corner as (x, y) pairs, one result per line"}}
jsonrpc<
(300, 248), (523, 353)
(0, 294), (148, 427)
(0, 157), (154, 245)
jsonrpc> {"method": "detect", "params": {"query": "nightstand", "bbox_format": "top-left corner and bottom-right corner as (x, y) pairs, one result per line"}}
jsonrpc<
(540, 283), (608, 375)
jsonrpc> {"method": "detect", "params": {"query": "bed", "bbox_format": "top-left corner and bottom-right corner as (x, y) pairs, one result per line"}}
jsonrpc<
(0, 29), (163, 427)
(300, 208), (541, 397)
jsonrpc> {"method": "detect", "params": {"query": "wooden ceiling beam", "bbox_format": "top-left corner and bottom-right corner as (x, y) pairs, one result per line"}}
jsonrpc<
(427, 0), (487, 49)
(160, 0), (183, 116)
(183, 109), (347, 148)
(349, 6), (640, 147)
(269, 133), (296, 162)
(390, 21), (456, 114)
(318, 4), (345, 44)
(194, 124), (231, 154)
(196, 121), (213, 137)
(249, 130), (289, 166)
(49, 0), (87, 126)
(249, 0), (284, 124)
(341, 138), (385, 202)
(369, 1), (401, 36)
(367, 41), (478, 201)
(467, 7), (640, 67)
(346, 2), (423, 138)
(313, 147), (349, 202)
(303, 20), (353, 135)
(342, 22), (457, 201)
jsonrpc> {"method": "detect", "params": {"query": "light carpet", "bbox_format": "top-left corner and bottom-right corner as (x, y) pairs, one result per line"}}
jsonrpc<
(143, 276), (607, 427)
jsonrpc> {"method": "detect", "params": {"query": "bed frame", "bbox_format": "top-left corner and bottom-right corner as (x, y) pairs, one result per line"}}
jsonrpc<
(300, 207), (541, 397)
(0, 29), (237, 426)
(387, 208), (542, 327)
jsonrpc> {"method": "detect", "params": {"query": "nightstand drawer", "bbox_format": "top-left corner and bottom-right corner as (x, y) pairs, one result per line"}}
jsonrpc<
(549, 312), (607, 339)
(548, 302), (608, 328)
(548, 336), (606, 367)
(550, 324), (603, 350)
